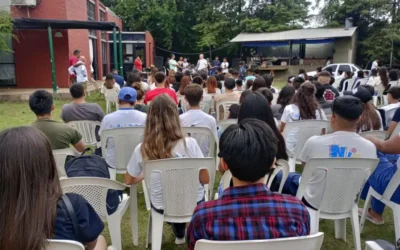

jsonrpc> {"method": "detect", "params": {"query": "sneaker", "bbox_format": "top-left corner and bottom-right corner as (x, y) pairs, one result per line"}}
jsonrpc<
(175, 237), (186, 245)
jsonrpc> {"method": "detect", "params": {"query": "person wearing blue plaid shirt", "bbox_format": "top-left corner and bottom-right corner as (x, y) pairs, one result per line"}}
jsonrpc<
(187, 119), (310, 250)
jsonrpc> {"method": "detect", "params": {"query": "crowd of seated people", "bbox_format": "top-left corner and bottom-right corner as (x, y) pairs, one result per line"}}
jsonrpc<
(4, 62), (400, 250)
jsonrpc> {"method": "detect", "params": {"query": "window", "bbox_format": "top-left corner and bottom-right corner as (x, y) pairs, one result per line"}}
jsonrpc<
(338, 65), (351, 73)
(87, 1), (96, 37)
(102, 41), (108, 75)
(0, 38), (16, 86)
(324, 65), (337, 73)
(100, 11), (107, 40)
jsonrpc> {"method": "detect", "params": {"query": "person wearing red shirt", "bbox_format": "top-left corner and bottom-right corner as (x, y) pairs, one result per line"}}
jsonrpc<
(134, 56), (143, 72)
(69, 50), (81, 84)
(144, 72), (178, 105)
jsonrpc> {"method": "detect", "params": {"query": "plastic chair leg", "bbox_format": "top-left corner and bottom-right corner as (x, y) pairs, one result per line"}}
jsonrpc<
(351, 204), (362, 250)
(109, 168), (117, 181)
(307, 207), (320, 234)
(334, 219), (346, 241)
(151, 210), (164, 250)
(130, 185), (139, 246)
(360, 189), (373, 233)
(373, 96), (378, 107)
(108, 213), (122, 250)
(146, 213), (152, 248)
(288, 157), (296, 172)
(393, 207), (400, 242)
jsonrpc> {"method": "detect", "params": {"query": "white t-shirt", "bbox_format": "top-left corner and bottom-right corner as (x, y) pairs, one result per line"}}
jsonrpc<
(281, 104), (327, 154)
(169, 59), (178, 72)
(221, 62), (229, 73)
(180, 110), (218, 157)
(68, 64), (88, 83)
(98, 109), (147, 168)
(299, 131), (377, 208)
(198, 59), (208, 71)
(127, 137), (205, 210)
(372, 61), (379, 70)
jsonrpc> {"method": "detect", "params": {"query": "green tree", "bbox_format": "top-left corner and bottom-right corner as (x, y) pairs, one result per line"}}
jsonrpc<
(0, 10), (14, 53)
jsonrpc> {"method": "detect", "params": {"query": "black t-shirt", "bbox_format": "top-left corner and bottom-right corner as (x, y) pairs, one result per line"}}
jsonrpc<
(53, 193), (104, 244)
(392, 108), (400, 123)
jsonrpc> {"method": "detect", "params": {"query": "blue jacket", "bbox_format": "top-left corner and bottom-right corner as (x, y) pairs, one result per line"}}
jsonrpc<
(113, 74), (124, 88)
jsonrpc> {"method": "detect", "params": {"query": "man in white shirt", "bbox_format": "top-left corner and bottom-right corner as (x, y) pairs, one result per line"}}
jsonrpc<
(98, 87), (147, 168)
(180, 84), (218, 157)
(221, 57), (229, 74)
(169, 54), (178, 72)
(372, 59), (379, 70)
(197, 54), (208, 71)
(273, 96), (377, 209)
(68, 56), (88, 91)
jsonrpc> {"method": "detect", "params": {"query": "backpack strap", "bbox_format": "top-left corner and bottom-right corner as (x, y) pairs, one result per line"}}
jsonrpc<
(61, 195), (80, 238)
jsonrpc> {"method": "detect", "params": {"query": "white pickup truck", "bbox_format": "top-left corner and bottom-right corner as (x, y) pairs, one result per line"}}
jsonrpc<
(307, 63), (364, 78)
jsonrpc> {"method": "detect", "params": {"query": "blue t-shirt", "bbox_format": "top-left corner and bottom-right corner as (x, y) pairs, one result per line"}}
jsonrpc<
(113, 74), (124, 88)
(53, 193), (104, 244)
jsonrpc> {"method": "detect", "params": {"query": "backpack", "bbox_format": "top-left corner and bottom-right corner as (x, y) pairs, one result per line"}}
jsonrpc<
(65, 150), (122, 215)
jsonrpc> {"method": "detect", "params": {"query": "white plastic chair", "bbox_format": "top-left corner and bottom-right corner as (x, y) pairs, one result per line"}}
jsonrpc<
(52, 148), (77, 178)
(60, 177), (131, 250)
(360, 163), (400, 242)
(217, 119), (237, 134)
(296, 158), (379, 250)
(143, 158), (215, 250)
(365, 241), (385, 250)
(68, 121), (101, 147)
(182, 126), (217, 158)
(100, 127), (145, 179)
(104, 88), (119, 114)
(194, 232), (324, 250)
(360, 131), (388, 140)
(216, 100), (239, 121)
(216, 159), (290, 200)
(43, 240), (84, 250)
(383, 106), (399, 126)
(390, 123), (400, 139)
(282, 120), (330, 172)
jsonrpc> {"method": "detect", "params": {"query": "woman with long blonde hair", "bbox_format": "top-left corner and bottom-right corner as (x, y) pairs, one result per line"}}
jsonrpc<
(125, 94), (209, 245)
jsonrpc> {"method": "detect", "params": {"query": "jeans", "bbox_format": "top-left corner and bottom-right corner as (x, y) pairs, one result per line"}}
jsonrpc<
(361, 152), (400, 214)
(151, 198), (205, 238)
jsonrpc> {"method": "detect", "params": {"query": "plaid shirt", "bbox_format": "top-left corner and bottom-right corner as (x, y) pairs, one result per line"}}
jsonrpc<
(324, 89), (335, 101)
(187, 183), (310, 250)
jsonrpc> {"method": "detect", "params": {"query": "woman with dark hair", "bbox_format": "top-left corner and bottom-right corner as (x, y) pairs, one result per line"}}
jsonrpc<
(352, 70), (365, 90)
(298, 69), (310, 81)
(251, 76), (267, 91)
(239, 90), (252, 104)
(367, 68), (380, 88)
(0, 127), (106, 250)
(280, 82), (327, 154)
(177, 76), (191, 97)
(388, 69), (399, 91)
(378, 67), (390, 94)
(271, 86), (296, 120)
(246, 79), (254, 90)
(239, 92), (288, 161)
(338, 71), (353, 92)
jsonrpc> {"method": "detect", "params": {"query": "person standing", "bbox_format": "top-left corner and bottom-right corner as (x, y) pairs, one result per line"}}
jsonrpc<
(221, 57), (229, 74)
(372, 59), (379, 70)
(68, 56), (88, 93)
(169, 54), (179, 72)
(69, 50), (80, 85)
(212, 56), (221, 75)
(182, 58), (189, 73)
(134, 56), (143, 72)
(197, 54), (208, 72)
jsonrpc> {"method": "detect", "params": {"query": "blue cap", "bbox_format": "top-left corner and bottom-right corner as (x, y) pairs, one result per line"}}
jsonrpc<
(118, 87), (137, 102)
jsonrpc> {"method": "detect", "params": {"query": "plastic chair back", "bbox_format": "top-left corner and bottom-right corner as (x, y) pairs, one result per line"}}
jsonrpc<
(360, 131), (387, 140)
(52, 148), (76, 178)
(68, 120), (101, 146)
(101, 127), (145, 174)
(194, 232), (324, 250)
(60, 177), (127, 220)
(296, 158), (378, 214)
(216, 100), (239, 121)
(200, 99), (212, 114)
(143, 158), (215, 219)
(381, 161), (400, 201)
(390, 123), (400, 139)
(43, 240), (84, 250)
(104, 88), (119, 102)
(217, 119), (237, 134)
(282, 120), (330, 158)
(385, 106), (399, 126)
(182, 127), (217, 157)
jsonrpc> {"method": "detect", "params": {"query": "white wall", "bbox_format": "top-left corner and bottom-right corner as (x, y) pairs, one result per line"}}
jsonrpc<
(0, 0), (10, 11)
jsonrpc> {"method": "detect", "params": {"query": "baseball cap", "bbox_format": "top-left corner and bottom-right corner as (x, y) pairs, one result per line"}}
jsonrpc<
(344, 86), (372, 104)
(118, 87), (137, 102)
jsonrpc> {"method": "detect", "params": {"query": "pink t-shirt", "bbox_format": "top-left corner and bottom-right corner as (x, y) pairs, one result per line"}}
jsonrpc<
(144, 88), (178, 104)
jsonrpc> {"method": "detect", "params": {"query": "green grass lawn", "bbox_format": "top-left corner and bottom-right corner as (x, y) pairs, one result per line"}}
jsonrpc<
(0, 89), (396, 250)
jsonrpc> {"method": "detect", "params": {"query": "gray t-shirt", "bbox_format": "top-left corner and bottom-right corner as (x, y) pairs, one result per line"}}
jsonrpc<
(271, 104), (284, 120)
(61, 103), (105, 123)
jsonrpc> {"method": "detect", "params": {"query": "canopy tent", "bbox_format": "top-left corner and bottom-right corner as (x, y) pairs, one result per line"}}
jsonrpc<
(13, 18), (123, 93)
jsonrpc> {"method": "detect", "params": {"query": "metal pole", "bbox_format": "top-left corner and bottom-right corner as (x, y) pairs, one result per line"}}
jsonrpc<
(113, 27), (118, 73)
(47, 26), (57, 93)
(289, 41), (292, 66)
(390, 38), (394, 68)
(119, 31), (123, 76)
